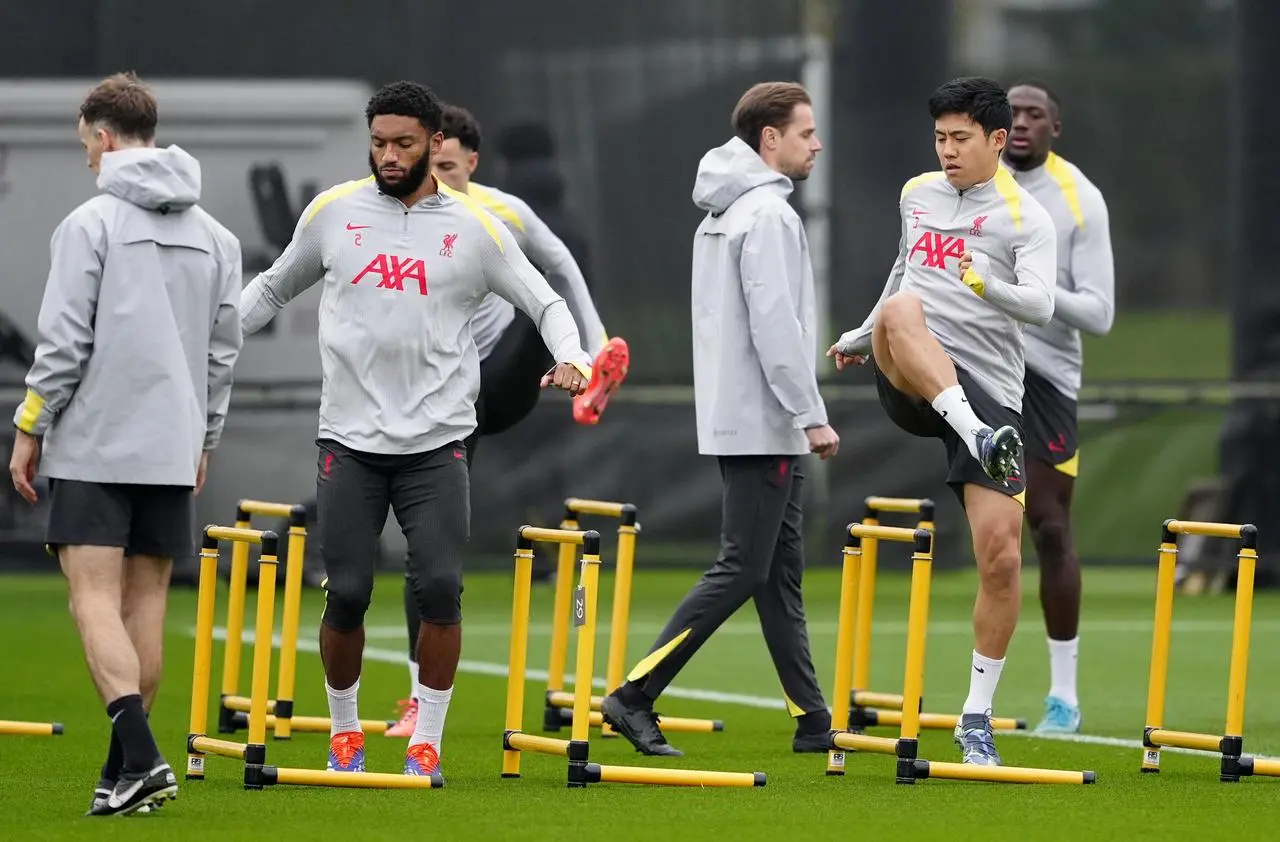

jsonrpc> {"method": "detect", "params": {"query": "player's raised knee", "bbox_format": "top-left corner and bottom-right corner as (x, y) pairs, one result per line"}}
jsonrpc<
(878, 291), (926, 331)
(414, 572), (463, 625)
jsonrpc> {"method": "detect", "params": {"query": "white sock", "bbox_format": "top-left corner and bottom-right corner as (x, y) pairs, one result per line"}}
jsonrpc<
(411, 683), (453, 754)
(962, 650), (1005, 715)
(1047, 637), (1079, 707)
(930, 385), (987, 461)
(408, 659), (420, 701)
(326, 678), (361, 736)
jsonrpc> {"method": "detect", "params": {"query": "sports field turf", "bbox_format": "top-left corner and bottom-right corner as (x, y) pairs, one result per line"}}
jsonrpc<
(5, 561), (1280, 841)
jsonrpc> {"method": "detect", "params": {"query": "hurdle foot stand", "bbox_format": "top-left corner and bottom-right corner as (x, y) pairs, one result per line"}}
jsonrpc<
(1142, 520), (1277, 783)
(827, 522), (1092, 785)
(503, 526), (760, 789)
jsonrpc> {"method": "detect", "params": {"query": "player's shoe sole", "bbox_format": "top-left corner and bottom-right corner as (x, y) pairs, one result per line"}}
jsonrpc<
(573, 337), (629, 425)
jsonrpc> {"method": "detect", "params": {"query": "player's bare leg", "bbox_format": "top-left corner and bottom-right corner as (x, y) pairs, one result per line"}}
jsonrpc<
(63, 546), (175, 815)
(873, 292), (1022, 484)
(1027, 459), (1083, 732)
(952, 485), (1025, 766)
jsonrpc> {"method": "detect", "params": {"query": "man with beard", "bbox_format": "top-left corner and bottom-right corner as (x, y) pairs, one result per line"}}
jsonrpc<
(383, 102), (627, 739)
(1001, 79), (1115, 734)
(238, 80), (594, 780)
(601, 82), (839, 757)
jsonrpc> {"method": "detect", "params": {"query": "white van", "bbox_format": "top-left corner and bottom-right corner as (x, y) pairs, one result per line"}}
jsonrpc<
(0, 77), (391, 573)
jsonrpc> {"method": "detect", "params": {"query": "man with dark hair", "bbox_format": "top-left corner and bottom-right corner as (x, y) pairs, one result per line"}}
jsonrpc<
(829, 76), (1057, 766)
(601, 81), (838, 757)
(379, 102), (626, 739)
(238, 80), (594, 780)
(1002, 79), (1115, 734)
(9, 71), (243, 815)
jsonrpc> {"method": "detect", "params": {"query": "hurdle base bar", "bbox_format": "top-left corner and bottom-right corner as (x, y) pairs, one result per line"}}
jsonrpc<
(852, 707), (1026, 732)
(550, 703), (723, 734)
(506, 730), (570, 757)
(831, 730), (897, 756)
(901, 759), (1095, 785)
(227, 710), (393, 736)
(1236, 756), (1280, 779)
(247, 765), (444, 789)
(545, 690), (723, 734)
(0, 720), (63, 736)
(585, 763), (765, 788)
(1145, 729), (1250, 783)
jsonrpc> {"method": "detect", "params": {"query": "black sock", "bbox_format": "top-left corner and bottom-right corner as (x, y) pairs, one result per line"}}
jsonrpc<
(106, 694), (162, 775)
(100, 729), (124, 784)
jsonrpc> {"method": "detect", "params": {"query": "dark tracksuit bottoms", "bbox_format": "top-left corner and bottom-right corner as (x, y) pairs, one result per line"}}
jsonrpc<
(625, 453), (827, 718)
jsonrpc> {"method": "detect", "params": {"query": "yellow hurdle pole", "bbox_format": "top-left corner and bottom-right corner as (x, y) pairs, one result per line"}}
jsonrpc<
(543, 516), (578, 730)
(218, 514), (253, 732)
(601, 509), (639, 738)
(273, 508), (308, 740)
(895, 529), (934, 785)
(244, 531), (281, 787)
(1142, 525), (1181, 773)
(1222, 528), (1258, 782)
(851, 516), (878, 695)
(186, 539), (222, 780)
(827, 535), (861, 775)
(502, 538), (535, 778)
(568, 532), (603, 788)
(1142, 527), (1180, 773)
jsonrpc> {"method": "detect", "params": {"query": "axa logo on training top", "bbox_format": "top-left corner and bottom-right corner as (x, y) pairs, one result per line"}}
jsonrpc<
(910, 231), (966, 269)
(350, 254), (429, 295)
(907, 213), (987, 270)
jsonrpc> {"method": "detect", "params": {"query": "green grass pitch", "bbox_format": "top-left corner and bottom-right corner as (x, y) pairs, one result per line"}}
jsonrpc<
(4, 562), (1280, 841)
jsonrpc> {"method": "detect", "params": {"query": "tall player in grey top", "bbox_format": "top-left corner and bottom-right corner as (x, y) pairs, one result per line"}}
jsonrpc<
(1002, 80), (1115, 735)
(829, 77), (1057, 767)
(238, 81), (592, 780)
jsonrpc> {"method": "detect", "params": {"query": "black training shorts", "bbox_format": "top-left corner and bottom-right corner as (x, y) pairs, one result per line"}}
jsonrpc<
(872, 362), (1027, 506)
(45, 479), (195, 558)
(1022, 366), (1079, 478)
(315, 438), (471, 626)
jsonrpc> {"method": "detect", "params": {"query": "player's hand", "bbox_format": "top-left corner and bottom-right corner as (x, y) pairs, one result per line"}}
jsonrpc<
(195, 451), (210, 496)
(8, 429), (40, 505)
(805, 424), (840, 460)
(826, 343), (866, 371)
(958, 251), (987, 298)
(541, 362), (590, 397)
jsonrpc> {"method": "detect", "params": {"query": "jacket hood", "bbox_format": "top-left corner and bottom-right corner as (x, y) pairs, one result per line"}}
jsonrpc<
(692, 137), (792, 215)
(97, 145), (202, 212)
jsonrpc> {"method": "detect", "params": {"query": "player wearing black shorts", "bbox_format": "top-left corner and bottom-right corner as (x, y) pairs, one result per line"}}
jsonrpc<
(10, 73), (243, 815)
(831, 78), (1057, 767)
(373, 103), (628, 739)
(1003, 80), (1115, 733)
(238, 82), (594, 779)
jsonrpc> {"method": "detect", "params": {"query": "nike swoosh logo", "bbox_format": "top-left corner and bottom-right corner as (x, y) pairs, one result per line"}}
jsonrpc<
(346, 223), (370, 230)
(107, 777), (145, 808)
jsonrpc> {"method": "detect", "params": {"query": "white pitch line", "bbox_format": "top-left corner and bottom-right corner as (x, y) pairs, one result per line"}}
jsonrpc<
(352, 618), (1280, 638)
(200, 626), (1280, 762)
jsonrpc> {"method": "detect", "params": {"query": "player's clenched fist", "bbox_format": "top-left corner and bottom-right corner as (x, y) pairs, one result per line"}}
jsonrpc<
(541, 362), (590, 397)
